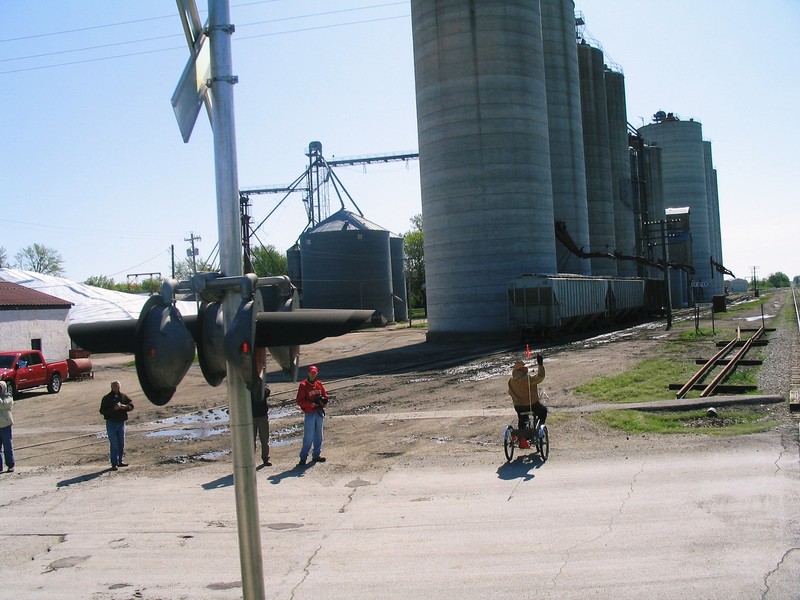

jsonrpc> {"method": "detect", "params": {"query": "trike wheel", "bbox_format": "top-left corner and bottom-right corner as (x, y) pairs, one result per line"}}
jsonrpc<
(503, 426), (515, 461)
(537, 425), (549, 461)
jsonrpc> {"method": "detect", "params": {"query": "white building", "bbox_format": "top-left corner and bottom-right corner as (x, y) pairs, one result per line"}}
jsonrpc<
(0, 279), (72, 361)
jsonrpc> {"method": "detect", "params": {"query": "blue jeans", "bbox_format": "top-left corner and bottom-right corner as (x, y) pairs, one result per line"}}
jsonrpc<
(106, 420), (126, 467)
(0, 425), (13, 470)
(299, 411), (324, 460)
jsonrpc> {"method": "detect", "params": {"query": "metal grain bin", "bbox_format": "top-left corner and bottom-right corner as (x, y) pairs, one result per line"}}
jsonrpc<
(390, 236), (408, 322)
(299, 210), (395, 322)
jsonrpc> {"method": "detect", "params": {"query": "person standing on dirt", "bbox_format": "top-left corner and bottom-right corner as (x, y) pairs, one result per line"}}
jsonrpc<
(296, 365), (329, 466)
(0, 381), (15, 473)
(507, 354), (547, 445)
(99, 380), (134, 471)
(252, 385), (271, 467)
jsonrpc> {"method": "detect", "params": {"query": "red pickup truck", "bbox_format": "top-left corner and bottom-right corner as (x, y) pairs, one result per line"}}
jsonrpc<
(0, 350), (69, 399)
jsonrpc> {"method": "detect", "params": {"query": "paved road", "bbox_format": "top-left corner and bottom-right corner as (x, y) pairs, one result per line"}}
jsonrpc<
(2, 426), (798, 599)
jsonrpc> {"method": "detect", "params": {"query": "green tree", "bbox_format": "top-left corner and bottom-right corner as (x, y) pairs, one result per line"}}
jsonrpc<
(84, 275), (116, 289)
(173, 256), (213, 280)
(251, 244), (288, 277)
(794, 275), (800, 286)
(15, 243), (64, 276)
(403, 213), (425, 313)
(766, 272), (790, 288)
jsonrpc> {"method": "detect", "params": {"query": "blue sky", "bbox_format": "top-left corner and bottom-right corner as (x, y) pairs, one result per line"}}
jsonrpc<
(2, 1), (798, 284)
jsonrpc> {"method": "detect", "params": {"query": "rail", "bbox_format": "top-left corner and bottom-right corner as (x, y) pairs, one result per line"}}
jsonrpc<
(700, 326), (765, 398)
(675, 326), (765, 399)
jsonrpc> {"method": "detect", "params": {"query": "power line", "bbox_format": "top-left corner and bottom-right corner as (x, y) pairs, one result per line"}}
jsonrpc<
(0, 12), (408, 76)
(0, 0), (282, 43)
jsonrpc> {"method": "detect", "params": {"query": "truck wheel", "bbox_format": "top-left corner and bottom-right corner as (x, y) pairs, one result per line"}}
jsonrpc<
(7, 381), (16, 400)
(48, 373), (62, 394)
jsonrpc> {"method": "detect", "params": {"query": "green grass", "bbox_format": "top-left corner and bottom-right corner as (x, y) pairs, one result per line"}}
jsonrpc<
(574, 358), (697, 403)
(590, 407), (779, 435)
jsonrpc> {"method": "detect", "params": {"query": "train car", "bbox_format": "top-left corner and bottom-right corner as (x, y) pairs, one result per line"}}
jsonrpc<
(508, 273), (664, 340)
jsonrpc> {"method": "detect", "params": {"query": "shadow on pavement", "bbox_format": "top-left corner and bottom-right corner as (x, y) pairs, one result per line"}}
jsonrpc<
(57, 469), (109, 488)
(266, 464), (311, 485)
(496, 455), (545, 481)
(202, 473), (234, 490)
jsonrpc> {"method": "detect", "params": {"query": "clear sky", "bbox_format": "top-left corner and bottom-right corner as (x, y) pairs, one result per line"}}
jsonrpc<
(2, 1), (798, 285)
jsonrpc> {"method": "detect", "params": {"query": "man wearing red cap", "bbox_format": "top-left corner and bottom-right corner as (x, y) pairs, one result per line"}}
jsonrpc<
(296, 365), (329, 466)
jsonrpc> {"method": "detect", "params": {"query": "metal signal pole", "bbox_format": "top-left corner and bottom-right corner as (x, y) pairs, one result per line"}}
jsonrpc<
(207, 1), (265, 598)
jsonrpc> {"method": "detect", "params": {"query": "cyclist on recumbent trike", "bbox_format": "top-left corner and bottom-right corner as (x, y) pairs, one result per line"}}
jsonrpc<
(504, 353), (549, 460)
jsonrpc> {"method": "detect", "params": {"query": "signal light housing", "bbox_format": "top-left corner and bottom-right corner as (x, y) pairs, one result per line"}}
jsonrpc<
(195, 301), (226, 387)
(134, 295), (196, 406)
(224, 290), (266, 403)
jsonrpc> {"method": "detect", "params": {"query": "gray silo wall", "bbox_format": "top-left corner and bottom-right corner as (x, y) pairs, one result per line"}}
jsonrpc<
(577, 43), (617, 276)
(604, 69), (636, 276)
(299, 230), (395, 321)
(541, 0), (590, 275)
(639, 119), (714, 302)
(703, 141), (724, 295)
(411, 0), (557, 339)
(390, 236), (408, 322)
(641, 145), (665, 278)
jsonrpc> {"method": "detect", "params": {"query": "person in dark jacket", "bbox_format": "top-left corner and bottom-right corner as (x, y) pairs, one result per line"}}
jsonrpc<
(99, 380), (134, 471)
(295, 365), (328, 466)
(252, 386), (271, 467)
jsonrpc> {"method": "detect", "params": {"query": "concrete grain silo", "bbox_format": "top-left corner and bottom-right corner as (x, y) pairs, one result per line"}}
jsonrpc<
(604, 67), (636, 276)
(639, 115), (714, 302)
(411, 0), (556, 339)
(577, 42), (617, 276)
(299, 210), (395, 322)
(634, 142), (665, 278)
(541, 0), (590, 275)
(704, 141), (725, 295)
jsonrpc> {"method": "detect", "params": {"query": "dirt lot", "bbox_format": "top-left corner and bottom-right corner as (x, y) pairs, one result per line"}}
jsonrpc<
(11, 289), (798, 478)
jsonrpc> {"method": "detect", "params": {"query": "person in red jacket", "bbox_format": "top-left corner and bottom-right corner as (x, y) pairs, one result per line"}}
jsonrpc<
(295, 365), (329, 466)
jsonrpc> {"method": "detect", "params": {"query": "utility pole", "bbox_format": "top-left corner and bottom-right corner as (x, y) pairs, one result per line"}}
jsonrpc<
(185, 232), (202, 274)
(751, 266), (760, 297)
(660, 219), (673, 330)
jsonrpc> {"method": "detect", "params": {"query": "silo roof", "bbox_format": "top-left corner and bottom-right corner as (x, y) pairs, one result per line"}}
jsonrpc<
(307, 209), (388, 234)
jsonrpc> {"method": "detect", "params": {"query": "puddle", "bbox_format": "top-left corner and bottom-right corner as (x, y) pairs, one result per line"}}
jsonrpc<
(196, 450), (229, 461)
(154, 408), (230, 427)
(146, 426), (229, 440)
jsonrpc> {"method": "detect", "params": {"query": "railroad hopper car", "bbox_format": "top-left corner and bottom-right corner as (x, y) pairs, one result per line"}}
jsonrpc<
(508, 274), (665, 339)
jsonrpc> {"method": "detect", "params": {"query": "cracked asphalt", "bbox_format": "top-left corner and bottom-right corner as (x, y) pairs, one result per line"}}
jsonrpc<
(3, 289), (799, 598)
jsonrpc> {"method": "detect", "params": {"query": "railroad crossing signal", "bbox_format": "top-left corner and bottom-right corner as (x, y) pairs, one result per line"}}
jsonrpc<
(134, 294), (196, 406)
